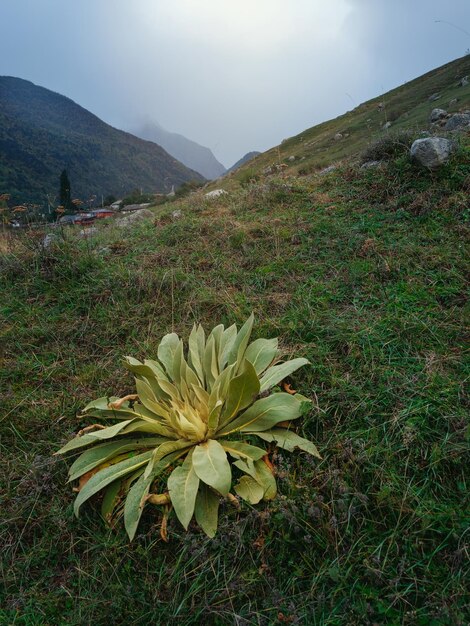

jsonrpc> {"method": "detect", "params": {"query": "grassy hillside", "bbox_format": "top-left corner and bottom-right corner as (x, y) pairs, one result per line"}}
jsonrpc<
(1, 124), (468, 624)
(0, 77), (204, 206)
(222, 55), (470, 185)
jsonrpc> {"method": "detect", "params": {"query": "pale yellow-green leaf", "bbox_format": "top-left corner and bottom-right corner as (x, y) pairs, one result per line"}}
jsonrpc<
(192, 439), (231, 495)
(56, 420), (135, 454)
(234, 475), (264, 504)
(68, 437), (166, 481)
(259, 358), (309, 392)
(219, 440), (266, 461)
(218, 393), (303, 436)
(168, 450), (200, 529)
(218, 360), (260, 429)
(251, 429), (321, 459)
(157, 332), (180, 379)
(74, 451), (153, 516)
(124, 448), (187, 541)
(194, 484), (219, 538)
(228, 313), (254, 367)
(244, 338), (279, 375)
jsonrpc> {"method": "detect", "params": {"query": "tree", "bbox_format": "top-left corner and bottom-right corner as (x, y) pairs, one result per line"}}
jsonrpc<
(59, 170), (72, 213)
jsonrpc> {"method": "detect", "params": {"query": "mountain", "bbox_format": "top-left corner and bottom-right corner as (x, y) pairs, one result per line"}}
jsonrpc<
(131, 121), (226, 180)
(0, 77), (204, 206)
(218, 55), (470, 187)
(226, 151), (261, 173)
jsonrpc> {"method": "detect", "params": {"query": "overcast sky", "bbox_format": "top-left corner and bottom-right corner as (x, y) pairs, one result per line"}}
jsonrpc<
(1, 0), (469, 166)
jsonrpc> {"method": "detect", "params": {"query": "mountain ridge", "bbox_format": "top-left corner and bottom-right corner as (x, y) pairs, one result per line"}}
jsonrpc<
(131, 121), (226, 180)
(0, 76), (204, 205)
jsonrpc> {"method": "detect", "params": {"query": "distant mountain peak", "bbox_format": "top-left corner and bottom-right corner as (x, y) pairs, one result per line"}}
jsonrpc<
(130, 121), (226, 180)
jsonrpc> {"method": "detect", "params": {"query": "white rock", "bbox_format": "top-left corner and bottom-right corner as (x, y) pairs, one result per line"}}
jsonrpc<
(115, 208), (154, 228)
(430, 108), (447, 123)
(410, 137), (454, 169)
(79, 227), (98, 237)
(361, 160), (381, 169)
(459, 76), (468, 87)
(288, 155), (296, 161)
(383, 121), (392, 130)
(428, 93), (440, 102)
(334, 133), (343, 141)
(205, 189), (228, 198)
(319, 165), (337, 176)
(172, 210), (182, 219)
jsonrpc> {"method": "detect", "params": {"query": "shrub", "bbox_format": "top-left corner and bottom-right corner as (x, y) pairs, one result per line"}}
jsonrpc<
(56, 315), (319, 539)
(361, 130), (416, 163)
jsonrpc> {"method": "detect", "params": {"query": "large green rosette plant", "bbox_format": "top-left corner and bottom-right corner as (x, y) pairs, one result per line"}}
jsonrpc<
(57, 314), (320, 539)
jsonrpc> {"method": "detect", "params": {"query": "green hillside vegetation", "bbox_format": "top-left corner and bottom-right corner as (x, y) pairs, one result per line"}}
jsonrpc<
(1, 126), (469, 623)
(223, 55), (470, 185)
(0, 77), (204, 206)
(1, 55), (470, 624)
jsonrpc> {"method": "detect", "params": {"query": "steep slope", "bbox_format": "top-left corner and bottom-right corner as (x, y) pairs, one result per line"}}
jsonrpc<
(131, 121), (226, 180)
(226, 151), (261, 173)
(221, 55), (470, 187)
(0, 77), (204, 205)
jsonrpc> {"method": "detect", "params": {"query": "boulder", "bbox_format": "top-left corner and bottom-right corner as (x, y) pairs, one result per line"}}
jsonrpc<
(172, 210), (182, 219)
(115, 208), (154, 228)
(449, 98), (458, 107)
(319, 165), (337, 176)
(459, 76), (468, 87)
(334, 133), (343, 141)
(361, 160), (381, 169)
(444, 113), (470, 131)
(42, 233), (57, 249)
(382, 121), (392, 130)
(205, 189), (228, 198)
(288, 155), (296, 162)
(410, 137), (454, 169)
(428, 93), (440, 102)
(430, 108), (447, 123)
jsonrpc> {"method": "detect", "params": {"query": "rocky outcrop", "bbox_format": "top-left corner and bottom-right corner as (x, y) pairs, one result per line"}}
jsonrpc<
(115, 208), (154, 228)
(430, 108), (447, 123)
(205, 189), (228, 198)
(444, 113), (470, 131)
(410, 137), (454, 169)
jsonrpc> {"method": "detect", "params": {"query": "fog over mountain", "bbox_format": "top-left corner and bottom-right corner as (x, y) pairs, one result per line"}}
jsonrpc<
(1, 1), (469, 164)
(131, 121), (226, 180)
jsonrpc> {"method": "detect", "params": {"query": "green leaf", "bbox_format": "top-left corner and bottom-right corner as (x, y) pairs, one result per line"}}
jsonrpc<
(192, 439), (231, 495)
(68, 437), (167, 481)
(56, 420), (135, 454)
(228, 313), (254, 367)
(218, 360), (260, 428)
(188, 324), (206, 385)
(101, 478), (124, 523)
(218, 393), (303, 435)
(234, 475), (264, 504)
(144, 439), (191, 479)
(251, 429), (321, 459)
(203, 335), (218, 390)
(234, 458), (277, 500)
(168, 450), (200, 529)
(123, 449), (187, 541)
(74, 451), (153, 516)
(244, 338), (279, 375)
(219, 440), (266, 461)
(157, 332), (180, 379)
(259, 358), (309, 392)
(194, 484), (220, 538)
(219, 324), (237, 369)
